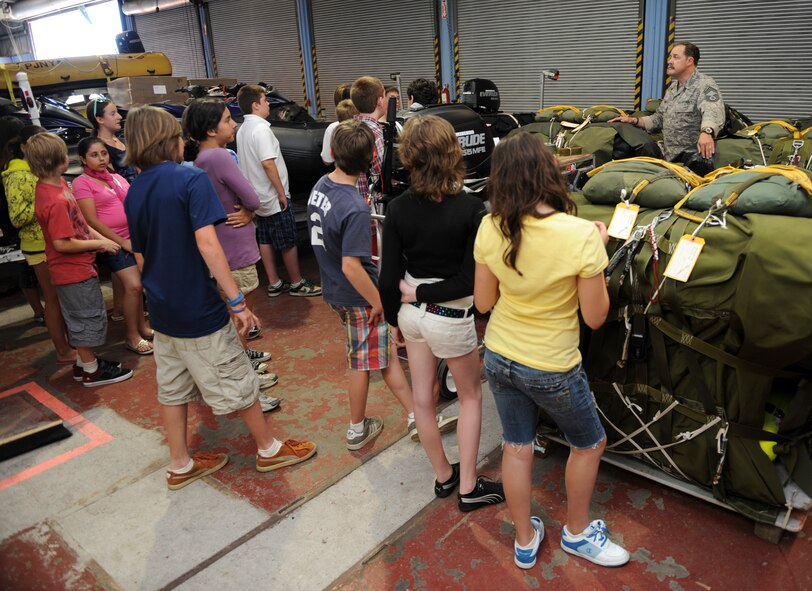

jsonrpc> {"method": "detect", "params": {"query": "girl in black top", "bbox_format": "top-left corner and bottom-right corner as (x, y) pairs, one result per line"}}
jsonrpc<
(85, 98), (138, 184)
(379, 116), (504, 511)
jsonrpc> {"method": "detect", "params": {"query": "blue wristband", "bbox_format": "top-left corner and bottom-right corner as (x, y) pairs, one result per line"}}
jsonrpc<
(227, 291), (244, 307)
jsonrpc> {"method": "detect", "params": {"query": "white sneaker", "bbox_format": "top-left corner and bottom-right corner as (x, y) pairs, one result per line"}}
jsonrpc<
(259, 393), (281, 412)
(560, 519), (630, 567)
(258, 372), (279, 390)
(408, 414), (458, 442)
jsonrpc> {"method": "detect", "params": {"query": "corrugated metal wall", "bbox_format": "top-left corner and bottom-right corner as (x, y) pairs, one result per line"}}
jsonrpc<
(311, 0), (436, 120)
(134, 4), (207, 78)
(674, 0), (812, 121)
(457, 0), (639, 113)
(207, 0), (303, 102)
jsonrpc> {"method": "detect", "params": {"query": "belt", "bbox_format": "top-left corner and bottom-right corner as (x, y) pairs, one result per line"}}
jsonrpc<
(410, 301), (474, 319)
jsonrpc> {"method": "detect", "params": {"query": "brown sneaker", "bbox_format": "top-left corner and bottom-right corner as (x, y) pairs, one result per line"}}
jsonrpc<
(166, 452), (229, 490)
(256, 439), (317, 472)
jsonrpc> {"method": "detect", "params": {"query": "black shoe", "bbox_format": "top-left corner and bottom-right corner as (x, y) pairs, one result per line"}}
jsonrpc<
(434, 462), (460, 498)
(73, 358), (122, 381)
(83, 364), (133, 388)
(457, 477), (506, 512)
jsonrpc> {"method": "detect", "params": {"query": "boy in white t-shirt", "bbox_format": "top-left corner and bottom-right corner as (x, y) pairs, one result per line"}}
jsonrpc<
(235, 84), (321, 297)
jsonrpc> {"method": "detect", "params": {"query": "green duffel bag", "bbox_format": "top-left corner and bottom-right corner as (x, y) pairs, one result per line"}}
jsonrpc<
(508, 121), (562, 144)
(582, 157), (704, 207)
(535, 104), (582, 123)
(582, 104), (628, 122)
(713, 136), (771, 168)
(735, 120), (798, 145)
(680, 165), (812, 218)
(561, 193), (812, 525)
(646, 98), (661, 113)
(768, 128), (812, 170)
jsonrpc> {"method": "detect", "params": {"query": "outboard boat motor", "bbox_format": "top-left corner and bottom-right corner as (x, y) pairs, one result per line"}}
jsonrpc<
(398, 103), (495, 197)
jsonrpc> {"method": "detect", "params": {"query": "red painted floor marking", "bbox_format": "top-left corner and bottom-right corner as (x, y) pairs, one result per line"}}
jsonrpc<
(0, 382), (113, 492)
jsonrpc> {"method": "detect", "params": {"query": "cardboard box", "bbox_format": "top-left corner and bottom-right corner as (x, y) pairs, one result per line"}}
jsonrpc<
(107, 76), (189, 108)
(188, 77), (238, 88)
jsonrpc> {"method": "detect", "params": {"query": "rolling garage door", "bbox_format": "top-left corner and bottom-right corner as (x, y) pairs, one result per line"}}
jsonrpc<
(134, 4), (207, 78)
(311, 0), (437, 120)
(674, 0), (812, 121)
(208, 0), (304, 103)
(457, 0), (638, 113)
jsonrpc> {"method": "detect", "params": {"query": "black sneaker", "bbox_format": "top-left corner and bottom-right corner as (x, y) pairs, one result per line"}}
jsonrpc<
(434, 462), (460, 498)
(267, 280), (291, 297)
(246, 348), (272, 363)
(247, 325), (261, 340)
(458, 477), (506, 512)
(83, 364), (134, 388)
(73, 358), (122, 381)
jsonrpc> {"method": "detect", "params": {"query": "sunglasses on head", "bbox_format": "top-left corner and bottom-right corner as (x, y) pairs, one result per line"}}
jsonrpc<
(93, 98), (111, 119)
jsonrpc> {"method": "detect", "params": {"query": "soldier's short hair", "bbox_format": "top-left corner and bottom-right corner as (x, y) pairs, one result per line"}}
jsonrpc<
(675, 41), (700, 65)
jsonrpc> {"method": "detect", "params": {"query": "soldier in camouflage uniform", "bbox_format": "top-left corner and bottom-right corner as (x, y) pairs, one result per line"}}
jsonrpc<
(612, 42), (725, 162)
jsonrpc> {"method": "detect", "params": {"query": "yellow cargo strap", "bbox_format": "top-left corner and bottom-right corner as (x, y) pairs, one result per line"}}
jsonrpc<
(587, 156), (705, 188)
(674, 165), (812, 222)
(740, 119), (798, 137)
(583, 104), (627, 118)
(536, 104), (580, 115)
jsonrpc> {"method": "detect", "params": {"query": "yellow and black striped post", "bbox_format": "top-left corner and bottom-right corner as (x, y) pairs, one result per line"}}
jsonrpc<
(434, 35), (442, 102)
(311, 44), (323, 120)
(634, 9), (644, 112)
(453, 32), (460, 102)
(664, 0), (676, 91)
(299, 48), (310, 112)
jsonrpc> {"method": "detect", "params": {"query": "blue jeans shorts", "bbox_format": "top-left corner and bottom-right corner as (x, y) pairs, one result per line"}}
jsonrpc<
(483, 348), (605, 449)
(98, 248), (136, 272)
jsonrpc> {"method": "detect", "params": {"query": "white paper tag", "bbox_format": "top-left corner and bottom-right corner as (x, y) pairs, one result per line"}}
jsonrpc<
(607, 202), (640, 240)
(153, 85), (167, 94)
(664, 235), (705, 282)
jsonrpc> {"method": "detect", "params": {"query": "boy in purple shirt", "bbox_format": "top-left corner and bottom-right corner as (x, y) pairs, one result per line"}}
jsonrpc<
(182, 98), (280, 410)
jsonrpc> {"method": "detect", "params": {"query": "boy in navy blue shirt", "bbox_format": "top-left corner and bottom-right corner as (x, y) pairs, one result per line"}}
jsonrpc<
(124, 106), (316, 490)
(307, 119), (417, 451)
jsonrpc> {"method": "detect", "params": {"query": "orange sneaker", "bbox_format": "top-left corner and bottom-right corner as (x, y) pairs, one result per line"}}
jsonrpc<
(256, 439), (317, 472)
(166, 452), (229, 490)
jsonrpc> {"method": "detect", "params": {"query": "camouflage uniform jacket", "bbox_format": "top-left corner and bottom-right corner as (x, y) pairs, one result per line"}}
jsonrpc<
(642, 69), (725, 161)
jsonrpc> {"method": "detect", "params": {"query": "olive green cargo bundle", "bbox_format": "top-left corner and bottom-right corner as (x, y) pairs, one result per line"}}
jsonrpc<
(714, 121), (800, 168)
(769, 128), (812, 170)
(582, 104), (628, 122)
(680, 166), (812, 218)
(582, 157), (704, 207)
(535, 105), (582, 123)
(540, 194), (812, 529)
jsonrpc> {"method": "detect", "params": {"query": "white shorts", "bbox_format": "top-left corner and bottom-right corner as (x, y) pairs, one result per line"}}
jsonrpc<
(397, 302), (478, 359)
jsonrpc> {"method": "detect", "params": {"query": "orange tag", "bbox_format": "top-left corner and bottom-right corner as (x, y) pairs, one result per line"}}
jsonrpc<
(607, 202), (640, 240)
(664, 235), (705, 282)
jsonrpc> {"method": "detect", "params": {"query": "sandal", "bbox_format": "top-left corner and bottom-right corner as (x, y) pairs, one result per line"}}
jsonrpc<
(126, 338), (154, 355)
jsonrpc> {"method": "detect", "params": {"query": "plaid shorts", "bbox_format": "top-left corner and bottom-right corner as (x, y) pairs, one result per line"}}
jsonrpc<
(255, 206), (297, 250)
(329, 304), (390, 371)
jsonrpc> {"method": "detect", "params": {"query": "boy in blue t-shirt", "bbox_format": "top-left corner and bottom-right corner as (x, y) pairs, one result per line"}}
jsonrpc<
(123, 106), (316, 490)
(307, 119), (415, 451)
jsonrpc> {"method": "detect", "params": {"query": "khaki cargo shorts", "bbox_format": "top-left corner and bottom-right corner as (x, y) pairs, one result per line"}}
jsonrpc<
(153, 322), (259, 415)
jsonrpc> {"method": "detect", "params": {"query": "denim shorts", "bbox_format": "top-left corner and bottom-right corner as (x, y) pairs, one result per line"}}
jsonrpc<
(483, 348), (605, 449)
(97, 248), (136, 272)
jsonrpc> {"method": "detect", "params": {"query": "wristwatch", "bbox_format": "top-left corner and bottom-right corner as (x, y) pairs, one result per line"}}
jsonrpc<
(701, 126), (715, 136)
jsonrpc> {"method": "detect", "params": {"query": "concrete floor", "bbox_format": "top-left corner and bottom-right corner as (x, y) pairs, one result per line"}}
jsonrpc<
(0, 251), (810, 591)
